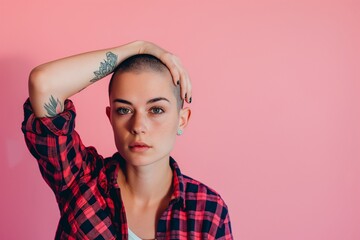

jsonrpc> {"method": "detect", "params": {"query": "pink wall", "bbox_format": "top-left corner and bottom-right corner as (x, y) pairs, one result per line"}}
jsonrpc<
(1, 1), (359, 239)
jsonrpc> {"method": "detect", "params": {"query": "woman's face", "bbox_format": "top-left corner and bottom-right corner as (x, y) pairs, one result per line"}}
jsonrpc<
(106, 69), (189, 167)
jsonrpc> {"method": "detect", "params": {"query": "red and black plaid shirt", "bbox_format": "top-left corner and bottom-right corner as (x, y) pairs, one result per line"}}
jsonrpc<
(22, 99), (233, 239)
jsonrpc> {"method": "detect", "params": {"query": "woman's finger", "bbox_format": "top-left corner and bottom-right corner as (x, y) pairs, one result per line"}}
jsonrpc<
(161, 53), (181, 85)
(185, 72), (192, 103)
(149, 45), (192, 103)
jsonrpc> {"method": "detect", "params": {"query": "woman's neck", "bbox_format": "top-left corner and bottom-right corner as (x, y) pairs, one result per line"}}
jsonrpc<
(117, 157), (173, 206)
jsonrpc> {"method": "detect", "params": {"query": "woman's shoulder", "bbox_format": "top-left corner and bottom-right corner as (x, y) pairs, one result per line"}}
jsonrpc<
(182, 175), (218, 195)
(181, 174), (228, 209)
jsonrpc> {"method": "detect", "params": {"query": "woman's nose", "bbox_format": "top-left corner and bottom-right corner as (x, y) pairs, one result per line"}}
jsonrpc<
(130, 112), (148, 135)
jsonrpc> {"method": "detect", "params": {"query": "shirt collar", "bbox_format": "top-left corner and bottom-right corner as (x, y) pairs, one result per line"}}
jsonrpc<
(169, 156), (186, 210)
(105, 153), (186, 210)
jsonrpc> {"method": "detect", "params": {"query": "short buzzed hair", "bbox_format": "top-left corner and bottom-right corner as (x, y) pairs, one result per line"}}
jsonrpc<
(109, 54), (183, 110)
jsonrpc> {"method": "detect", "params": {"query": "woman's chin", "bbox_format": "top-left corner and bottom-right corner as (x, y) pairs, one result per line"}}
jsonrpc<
(122, 154), (169, 168)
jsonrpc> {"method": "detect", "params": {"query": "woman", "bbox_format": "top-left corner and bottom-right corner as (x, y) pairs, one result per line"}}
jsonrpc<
(22, 41), (233, 239)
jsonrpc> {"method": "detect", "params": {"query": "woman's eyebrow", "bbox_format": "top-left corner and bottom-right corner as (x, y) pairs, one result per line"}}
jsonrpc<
(113, 99), (132, 105)
(147, 97), (170, 104)
(113, 97), (170, 105)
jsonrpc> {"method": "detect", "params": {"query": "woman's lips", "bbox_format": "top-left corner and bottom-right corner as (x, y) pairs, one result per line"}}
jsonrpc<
(129, 142), (151, 152)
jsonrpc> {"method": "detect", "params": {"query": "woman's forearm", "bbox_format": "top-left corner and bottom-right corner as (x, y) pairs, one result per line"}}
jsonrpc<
(29, 41), (143, 118)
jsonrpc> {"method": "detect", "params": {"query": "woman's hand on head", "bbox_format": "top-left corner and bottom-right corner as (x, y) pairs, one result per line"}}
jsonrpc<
(138, 41), (192, 103)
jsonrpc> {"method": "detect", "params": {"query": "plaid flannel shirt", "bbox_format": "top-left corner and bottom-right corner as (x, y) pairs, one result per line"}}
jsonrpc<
(22, 98), (233, 239)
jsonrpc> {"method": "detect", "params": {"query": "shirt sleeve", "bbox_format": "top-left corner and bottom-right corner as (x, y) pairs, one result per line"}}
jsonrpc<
(213, 197), (233, 240)
(21, 98), (99, 195)
(215, 201), (233, 239)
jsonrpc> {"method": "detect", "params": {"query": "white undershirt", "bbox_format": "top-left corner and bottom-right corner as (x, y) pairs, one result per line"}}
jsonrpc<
(128, 228), (142, 240)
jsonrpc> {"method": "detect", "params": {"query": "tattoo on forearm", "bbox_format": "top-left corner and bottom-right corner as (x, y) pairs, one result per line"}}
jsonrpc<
(44, 95), (63, 117)
(90, 52), (118, 82)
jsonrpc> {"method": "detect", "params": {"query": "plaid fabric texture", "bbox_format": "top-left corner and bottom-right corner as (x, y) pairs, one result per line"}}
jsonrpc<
(22, 98), (233, 239)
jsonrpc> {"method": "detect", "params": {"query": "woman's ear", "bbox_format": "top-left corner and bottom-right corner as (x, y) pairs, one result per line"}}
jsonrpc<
(178, 107), (191, 131)
(106, 106), (111, 123)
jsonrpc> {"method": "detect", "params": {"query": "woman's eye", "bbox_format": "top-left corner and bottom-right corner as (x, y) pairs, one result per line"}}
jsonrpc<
(116, 108), (132, 115)
(150, 107), (164, 114)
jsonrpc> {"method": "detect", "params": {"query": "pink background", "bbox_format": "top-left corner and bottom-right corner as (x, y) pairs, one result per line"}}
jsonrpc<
(1, 1), (359, 239)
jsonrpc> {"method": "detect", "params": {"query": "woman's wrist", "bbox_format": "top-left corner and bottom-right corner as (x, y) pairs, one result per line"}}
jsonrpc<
(113, 40), (146, 65)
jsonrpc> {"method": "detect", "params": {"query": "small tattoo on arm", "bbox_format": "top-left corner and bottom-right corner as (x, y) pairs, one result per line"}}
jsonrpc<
(44, 95), (63, 117)
(90, 52), (118, 82)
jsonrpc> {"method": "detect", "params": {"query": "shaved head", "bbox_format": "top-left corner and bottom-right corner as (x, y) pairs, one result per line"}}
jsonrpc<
(109, 54), (183, 110)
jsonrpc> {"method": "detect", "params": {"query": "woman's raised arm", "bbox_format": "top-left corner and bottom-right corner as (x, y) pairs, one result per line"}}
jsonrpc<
(29, 41), (191, 118)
